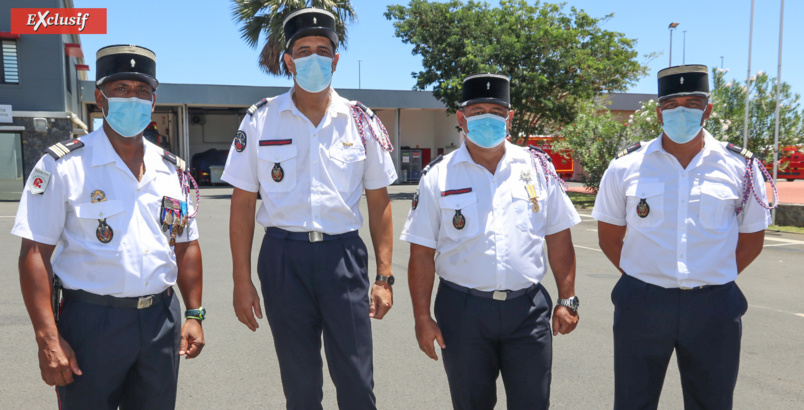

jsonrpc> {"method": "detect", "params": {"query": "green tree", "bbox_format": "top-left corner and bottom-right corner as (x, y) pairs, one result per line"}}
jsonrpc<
(231, 0), (356, 76)
(709, 68), (802, 162)
(384, 0), (650, 143)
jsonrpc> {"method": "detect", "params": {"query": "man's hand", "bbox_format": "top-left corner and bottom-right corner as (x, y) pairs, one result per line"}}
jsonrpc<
(552, 306), (579, 336)
(415, 317), (446, 361)
(179, 319), (205, 358)
(38, 334), (81, 386)
(233, 280), (263, 331)
(369, 282), (393, 319)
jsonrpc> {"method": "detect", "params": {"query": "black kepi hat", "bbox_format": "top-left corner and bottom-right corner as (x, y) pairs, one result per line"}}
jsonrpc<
(283, 8), (338, 50)
(95, 45), (158, 90)
(461, 73), (510, 109)
(657, 64), (709, 101)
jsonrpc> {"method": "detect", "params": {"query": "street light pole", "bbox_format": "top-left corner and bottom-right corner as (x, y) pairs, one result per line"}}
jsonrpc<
(668, 22), (679, 66)
(683, 30), (687, 64)
(358, 60), (362, 89)
(720, 56), (724, 69)
(771, 0), (785, 223)
(743, 0), (755, 147)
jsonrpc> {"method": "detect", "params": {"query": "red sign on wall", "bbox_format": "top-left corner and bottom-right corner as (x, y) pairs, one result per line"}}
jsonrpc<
(10, 9), (107, 35)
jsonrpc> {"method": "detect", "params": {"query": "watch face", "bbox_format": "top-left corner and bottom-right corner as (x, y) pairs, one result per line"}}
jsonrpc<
(571, 296), (579, 309)
(387, 275), (395, 286)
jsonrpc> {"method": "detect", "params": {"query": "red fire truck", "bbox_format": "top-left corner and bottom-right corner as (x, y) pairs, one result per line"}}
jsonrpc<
(526, 136), (575, 180)
(767, 146), (804, 181)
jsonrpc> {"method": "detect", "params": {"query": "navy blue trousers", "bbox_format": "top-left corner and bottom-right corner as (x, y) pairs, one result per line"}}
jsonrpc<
(434, 281), (553, 410)
(612, 274), (748, 410)
(56, 289), (181, 410)
(257, 230), (375, 410)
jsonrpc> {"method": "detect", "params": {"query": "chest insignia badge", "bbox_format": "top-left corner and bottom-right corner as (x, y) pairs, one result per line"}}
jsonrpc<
(453, 209), (466, 230)
(636, 198), (650, 218)
(272, 163), (284, 182)
(96, 221), (113, 243)
(90, 189), (113, 243)
(90, 190), (106, 203)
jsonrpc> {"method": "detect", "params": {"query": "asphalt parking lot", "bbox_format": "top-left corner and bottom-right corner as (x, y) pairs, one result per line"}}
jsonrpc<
(1, 184), (803, 409)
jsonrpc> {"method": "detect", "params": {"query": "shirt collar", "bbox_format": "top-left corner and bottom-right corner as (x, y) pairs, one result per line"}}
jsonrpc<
(453, 140), (529, 166)
(91, 127), (172, 176)
(278, 87), (350, 117)
(645, 128), (719, 157)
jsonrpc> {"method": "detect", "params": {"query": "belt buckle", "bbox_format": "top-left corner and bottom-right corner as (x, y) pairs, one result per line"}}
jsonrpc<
(137, 296), (154, 309)
(492, 291), (508, 301)
(308, 232), (324, 242)
(680, 286), (693, 290)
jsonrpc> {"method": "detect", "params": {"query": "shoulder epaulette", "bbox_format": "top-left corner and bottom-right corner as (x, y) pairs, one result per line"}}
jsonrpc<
(528, 145), (552, 162)
(353, 101), (375, 119)
(616, 142), (642, 159)
(247, 98), (270, 117)
(422, 155), (444, 176)
(162, 150), (186, 171)
(45, 138), (84, 160)
(725, 142), (754, 159)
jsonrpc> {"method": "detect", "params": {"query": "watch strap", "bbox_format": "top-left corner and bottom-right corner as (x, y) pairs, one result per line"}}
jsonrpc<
(185, 307), (206, 320)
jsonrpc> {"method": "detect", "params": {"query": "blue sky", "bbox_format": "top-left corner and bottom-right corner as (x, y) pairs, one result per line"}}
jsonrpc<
(75, 0), (801, 98)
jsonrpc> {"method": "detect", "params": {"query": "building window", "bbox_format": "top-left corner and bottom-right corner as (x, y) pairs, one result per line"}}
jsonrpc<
(1, 40), (20, 84)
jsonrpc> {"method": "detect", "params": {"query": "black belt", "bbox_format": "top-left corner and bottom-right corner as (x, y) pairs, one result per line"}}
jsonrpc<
(440, 279), (538, 301)
(62, 288), (170, 309)
(265, 227), (359, 243)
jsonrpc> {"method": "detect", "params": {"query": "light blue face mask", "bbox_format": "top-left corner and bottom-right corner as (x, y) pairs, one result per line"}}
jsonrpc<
(101, 90), (154, 138)
(661, 106), (704, 144)
(465, 113), (508, 148)
(293, 54), (333, 93)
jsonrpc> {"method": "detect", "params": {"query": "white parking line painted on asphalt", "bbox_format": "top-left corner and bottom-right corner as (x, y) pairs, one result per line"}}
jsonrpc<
(574, 245), (602, 252)
(748, 303), (804, 318)
(764, 236), (804, 245)
(763, 243), (796, 248)
(586, 229), (598, 232)
(577, 213), (595, 220)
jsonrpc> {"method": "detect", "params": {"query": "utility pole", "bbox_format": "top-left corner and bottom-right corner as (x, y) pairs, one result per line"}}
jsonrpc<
(358, 60), (363, 89)
(771, 0), (785, 223)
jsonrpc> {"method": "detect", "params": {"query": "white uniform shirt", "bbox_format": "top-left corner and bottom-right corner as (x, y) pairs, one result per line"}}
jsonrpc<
(400, 141), (581, 291)
(12, 129), (199, 297)
(222, 89), (398, 234)
(592, 131), (771, 288)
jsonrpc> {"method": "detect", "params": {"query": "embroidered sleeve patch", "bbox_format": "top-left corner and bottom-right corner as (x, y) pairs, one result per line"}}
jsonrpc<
(234, 130), (247, 152)
(27, 168), (52, 195)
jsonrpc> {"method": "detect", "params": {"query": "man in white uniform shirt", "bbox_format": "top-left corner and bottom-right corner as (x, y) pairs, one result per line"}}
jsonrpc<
(222, 8), (397, 410)
(400, 73), (581, 409)
(593, 64), (771, 410)
(13, 45), (205, 409)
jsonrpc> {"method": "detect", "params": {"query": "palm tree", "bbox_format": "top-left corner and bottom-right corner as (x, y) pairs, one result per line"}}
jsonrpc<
(231, 0), (356, 77)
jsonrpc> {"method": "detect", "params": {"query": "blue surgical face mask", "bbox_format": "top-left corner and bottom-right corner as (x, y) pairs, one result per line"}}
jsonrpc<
(101, 90), (154, 138)
(293, 54), (333, 93)
(661, 106), (704, 144)
(465, 113), (508, 148)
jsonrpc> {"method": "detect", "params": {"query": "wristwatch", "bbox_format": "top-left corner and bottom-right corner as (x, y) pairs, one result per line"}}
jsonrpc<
(557, 296), (579, 312)
(375, 274), (395, 286)
(185, 307), (206, 321)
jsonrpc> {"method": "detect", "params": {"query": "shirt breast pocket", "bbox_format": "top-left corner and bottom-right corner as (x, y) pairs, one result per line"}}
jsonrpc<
(438, 192), (479, 240)
(328, 145), (366, 193)
(512, 187), (545, 232)
(699, 181), (738, 230)
(625, 182), (664, 228)
(73, 200), (125, 250)
(258, 145), (297, 192)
